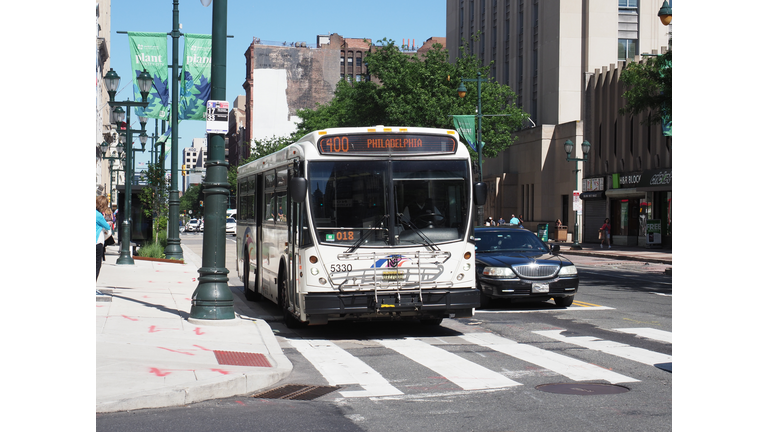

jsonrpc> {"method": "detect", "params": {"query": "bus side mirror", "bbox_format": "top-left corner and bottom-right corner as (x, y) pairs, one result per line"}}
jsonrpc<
(290, 177), (307, 202)
(474, 182), (487, 206)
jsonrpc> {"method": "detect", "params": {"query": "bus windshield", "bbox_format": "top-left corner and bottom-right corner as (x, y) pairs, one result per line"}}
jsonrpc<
(308, 159), (469, 246)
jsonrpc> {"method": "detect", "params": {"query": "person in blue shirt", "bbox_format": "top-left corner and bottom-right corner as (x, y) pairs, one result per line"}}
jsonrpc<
(96, 196), (112, 283)
(510, 214), (521, 226)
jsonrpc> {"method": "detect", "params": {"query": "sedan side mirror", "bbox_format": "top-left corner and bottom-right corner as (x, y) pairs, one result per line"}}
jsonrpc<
(550, 244), (560, 255)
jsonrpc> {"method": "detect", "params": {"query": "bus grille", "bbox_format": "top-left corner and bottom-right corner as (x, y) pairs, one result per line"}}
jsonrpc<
(334, 251), (452, 291)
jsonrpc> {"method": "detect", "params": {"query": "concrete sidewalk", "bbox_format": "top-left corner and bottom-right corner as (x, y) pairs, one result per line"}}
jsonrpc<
(95, 245), (292, 413)
(552, 241), (672, 266)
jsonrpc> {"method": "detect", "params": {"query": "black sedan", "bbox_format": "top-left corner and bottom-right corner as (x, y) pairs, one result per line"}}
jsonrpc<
(474, 227), (579, 307)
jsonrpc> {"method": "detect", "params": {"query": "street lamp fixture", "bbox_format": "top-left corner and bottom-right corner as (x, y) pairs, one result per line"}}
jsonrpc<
(658, 0), (672, 26)
(564, 139), (591, 250)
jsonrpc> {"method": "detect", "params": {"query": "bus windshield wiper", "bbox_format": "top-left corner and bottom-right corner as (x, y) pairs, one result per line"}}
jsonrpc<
(396, 213), (440, 251)
(345, 214), (389, 253)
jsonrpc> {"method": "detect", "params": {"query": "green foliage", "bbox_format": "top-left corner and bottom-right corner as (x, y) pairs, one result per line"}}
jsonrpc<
(180, 183), (204, 218)
(138, 162), (169, 243)
(619, 50), (672, 126)
(137, 241), (165, 259)
(292, 39), (528, 160)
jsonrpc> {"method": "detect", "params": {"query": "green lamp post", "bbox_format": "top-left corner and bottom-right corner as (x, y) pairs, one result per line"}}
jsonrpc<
(564, 139), (591, 250)
(458, 71), (489, 224)
(189, 0), (235, 320)
(105, 68), (152, 265)
(100, 141), (125, 207)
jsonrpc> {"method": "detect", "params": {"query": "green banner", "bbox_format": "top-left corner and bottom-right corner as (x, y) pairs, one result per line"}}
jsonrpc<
(179, 34), (212, 121)
(128, 32), (170, 120)
(452, 115), (477, 151)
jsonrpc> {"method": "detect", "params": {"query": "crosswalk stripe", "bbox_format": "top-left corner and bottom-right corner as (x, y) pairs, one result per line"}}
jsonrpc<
(377, 338), (521, 390)
(460, 333), (639, 384)
(287, 339), (403, 398)
(534, 330), (672, 366)
(613, 327), (672, 344)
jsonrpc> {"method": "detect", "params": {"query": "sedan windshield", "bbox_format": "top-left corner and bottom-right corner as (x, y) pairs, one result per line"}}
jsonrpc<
(475, 230), (549, 253)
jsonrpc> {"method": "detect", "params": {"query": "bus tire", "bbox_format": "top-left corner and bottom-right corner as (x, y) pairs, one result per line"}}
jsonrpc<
(280, 273), (307, 329)
(243, 253), (262, 302)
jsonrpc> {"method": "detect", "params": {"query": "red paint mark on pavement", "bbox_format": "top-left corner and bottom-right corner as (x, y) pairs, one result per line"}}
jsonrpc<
(235, 401), (245, 406)
(149, 367), (171, 377)
(149, 326), (160, 333)
(211, 369), (231, 375)
(193, 327), (205, 335)
(158, 347), (195, 356)
(122, 315), (138, 321)
(193, 344), (212, 351)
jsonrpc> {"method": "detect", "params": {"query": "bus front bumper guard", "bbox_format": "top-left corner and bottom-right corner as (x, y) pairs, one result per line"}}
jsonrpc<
(303, 288), (480, 316)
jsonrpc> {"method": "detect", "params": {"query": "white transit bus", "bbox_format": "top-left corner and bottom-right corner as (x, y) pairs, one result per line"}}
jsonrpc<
(235, 126), (487, 327)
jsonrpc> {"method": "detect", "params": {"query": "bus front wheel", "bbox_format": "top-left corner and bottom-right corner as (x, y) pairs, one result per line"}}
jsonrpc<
(243, 253), (262, 302)
(280, 274), (307, 329)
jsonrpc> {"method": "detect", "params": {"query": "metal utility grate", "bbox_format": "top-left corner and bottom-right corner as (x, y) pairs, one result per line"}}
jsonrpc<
(213, 351), (271, 367)
(252, 384), (342, 400)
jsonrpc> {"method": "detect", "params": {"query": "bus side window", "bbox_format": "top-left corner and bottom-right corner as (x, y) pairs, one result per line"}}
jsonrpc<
(265, 193), (275, 222)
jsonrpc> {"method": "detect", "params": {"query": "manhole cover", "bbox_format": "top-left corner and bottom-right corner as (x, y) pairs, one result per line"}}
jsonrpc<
(536, 383), (630, 395)
(252, 384), (341, 401)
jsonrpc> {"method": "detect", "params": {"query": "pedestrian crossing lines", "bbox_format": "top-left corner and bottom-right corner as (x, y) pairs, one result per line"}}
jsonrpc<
(284, 327), (671, 399)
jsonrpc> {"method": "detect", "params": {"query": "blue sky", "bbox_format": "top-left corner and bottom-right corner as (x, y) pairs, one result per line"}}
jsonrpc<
(109, 0), (448, 171)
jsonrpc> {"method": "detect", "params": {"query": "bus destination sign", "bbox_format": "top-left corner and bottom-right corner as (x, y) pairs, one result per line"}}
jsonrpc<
(318, 134), (457, 155)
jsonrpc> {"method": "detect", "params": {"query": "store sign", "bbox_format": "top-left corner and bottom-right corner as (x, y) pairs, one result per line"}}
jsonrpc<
(612, 172), (643, 189)
(637, 169), (672, 189)
(583, 177), (604, 192)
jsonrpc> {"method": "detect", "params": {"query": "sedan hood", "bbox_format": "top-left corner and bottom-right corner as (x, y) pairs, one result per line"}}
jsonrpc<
(477, 251), (568, 267)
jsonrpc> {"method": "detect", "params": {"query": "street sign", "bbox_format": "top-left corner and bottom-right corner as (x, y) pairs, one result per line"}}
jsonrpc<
(572, 191), (582, 212)
(206, 100), (229, 134)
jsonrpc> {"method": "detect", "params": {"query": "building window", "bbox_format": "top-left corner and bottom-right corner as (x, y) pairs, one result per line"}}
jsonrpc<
(618, 0), (637, 7)
(618, 39), (637, 61)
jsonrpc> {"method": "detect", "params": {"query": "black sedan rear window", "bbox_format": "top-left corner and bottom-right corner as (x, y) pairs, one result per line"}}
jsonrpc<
(475, 230), (548, 253)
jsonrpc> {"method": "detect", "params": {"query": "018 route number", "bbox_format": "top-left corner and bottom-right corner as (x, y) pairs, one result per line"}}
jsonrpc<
(330, 264), (352, 273)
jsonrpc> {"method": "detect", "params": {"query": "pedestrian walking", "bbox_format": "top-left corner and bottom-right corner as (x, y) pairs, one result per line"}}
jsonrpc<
(599, 218), (611, 248)
(96, 196), (112, 283)
(510, 214), (520, 227)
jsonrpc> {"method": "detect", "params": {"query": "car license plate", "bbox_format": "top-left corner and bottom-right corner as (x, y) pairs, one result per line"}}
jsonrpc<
(532, 283), (549, 293)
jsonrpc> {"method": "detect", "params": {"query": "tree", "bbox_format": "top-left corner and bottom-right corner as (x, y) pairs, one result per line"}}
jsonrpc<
(227, 135), (294, 201)
(619, 49), (672, 130)
(180, 183), (204, 218)
(292, 39), (528, 159)
(138, 161), (169, 243)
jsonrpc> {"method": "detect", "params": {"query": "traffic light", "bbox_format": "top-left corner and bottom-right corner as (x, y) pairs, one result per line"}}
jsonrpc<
(181, 164), (186, 176)
(118, 121), (127, 131)
(199, 200), (203, 207)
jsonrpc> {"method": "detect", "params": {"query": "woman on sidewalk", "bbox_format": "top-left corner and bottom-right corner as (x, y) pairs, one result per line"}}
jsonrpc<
(96, 196), (112, 282)
(599, 218), (611, 249)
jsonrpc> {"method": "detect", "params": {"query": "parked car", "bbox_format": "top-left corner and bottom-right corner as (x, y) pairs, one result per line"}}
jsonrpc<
(226, 218), (236, 236)
(186, 219), (201, 232)
(474, 226), (579, 307)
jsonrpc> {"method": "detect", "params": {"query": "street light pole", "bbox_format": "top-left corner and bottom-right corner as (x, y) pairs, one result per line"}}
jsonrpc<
(190, 0), (235, 320)
(105, 68), (152, 265)
(164, 0), (184, 260)
(564, 139), (591, 250)
(458, 71), (488, 224)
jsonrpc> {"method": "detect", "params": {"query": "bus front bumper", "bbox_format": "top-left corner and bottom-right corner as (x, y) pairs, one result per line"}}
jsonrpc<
(303, 288), (479, 321)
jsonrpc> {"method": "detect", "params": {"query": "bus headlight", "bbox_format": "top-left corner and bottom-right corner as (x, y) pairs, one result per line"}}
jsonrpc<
(318, 277), (327, 285)
(310, 267), (320, 276)
(462, 262), (472, 271)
